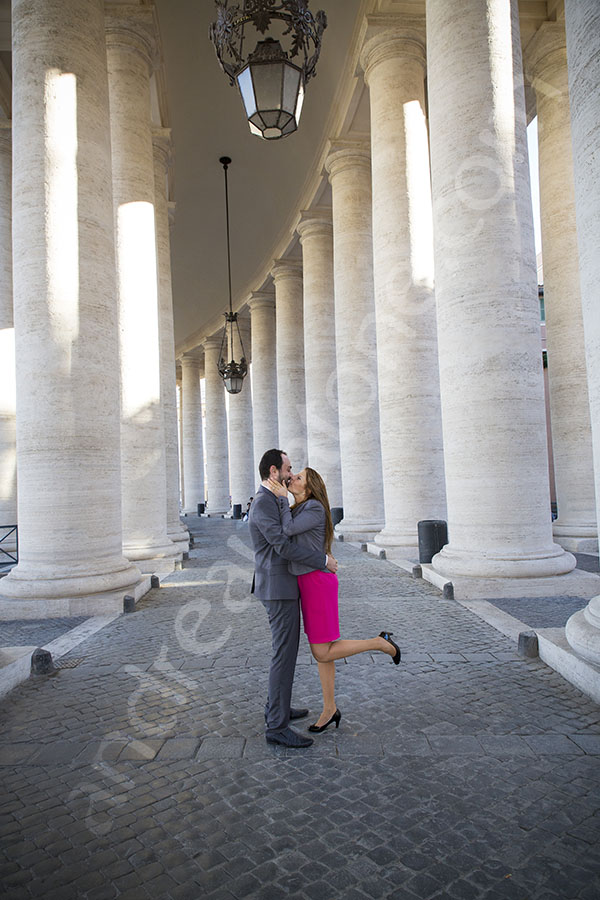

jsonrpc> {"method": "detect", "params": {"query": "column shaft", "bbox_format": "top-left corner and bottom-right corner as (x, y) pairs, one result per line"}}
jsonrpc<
(526, 24), (597, 553)
(152, 129), (188, 548)
(203, 338), (230, 514)
(564, 0), (600, 663)
(361, 23), (446, 549)
(326, 142), (385, 539)
(249, 293), (278, 470)
(106, 12), (178, 563)
(227, 315), (255, 509)
(297, 209), (343, 510)
(180, 356), (204, 514)
(272, 259), (307, 466)
(0, 0), (140, 606)
(0, 122), (16, 551)
(426, 0), (574, 577)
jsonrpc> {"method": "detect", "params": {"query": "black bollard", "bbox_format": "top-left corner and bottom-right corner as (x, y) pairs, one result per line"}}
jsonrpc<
(31, 648), (55, 675)
(123, 595), (136, 613)
(518, 630), (539, 658)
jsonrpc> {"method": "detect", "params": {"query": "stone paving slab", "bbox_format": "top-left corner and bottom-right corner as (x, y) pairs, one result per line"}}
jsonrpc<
(1, 518), (599, 900)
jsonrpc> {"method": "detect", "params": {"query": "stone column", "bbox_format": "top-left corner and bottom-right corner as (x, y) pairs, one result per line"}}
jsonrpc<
(106, 9), (179, 565)
(525, 25), (597, 554)
(0, 0), (141, 609)
(361, 21), (447, 550)
(249, 292), (278, 472)
(227, 314), (255, 509)
(152, 128), (188, 550)
(325, 141), (385, 540)
(297, 208), (343, 510)
(202, 337), (230, 515)
(0, 122), (16, 553)
(425, 0), (574, 577)
(272, 259), (307, 466)
(564, 0), (600, 663)
(180, 354), (205, 514)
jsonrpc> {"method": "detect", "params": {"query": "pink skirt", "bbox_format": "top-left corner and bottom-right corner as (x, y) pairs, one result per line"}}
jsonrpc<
(298, 570), (340, 644)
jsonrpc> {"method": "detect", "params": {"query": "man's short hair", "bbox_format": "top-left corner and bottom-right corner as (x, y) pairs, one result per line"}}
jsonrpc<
(259, 449), (287, 481)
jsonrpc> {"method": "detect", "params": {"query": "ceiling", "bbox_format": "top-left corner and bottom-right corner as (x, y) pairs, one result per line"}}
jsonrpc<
(155, 0), (363, 353)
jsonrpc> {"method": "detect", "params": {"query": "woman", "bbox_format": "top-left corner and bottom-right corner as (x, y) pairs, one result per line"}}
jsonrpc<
(268, 467), (401, 733)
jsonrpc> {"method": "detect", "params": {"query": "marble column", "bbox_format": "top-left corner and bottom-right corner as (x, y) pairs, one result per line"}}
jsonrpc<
(202, 338), (231, 515)
(249, 292), (278, 472)
(526, 25), (596, 554)
(361, 21), (447, 550)
(425, 0), (574, 577)
(325, 141), (385, 539)
(297, 208), (343, 510)
(106, 9), (179, 564)
(564, 0), (600, 663)
(227, 314), (255, 509)
(0, 122), (16, 553)
(272, 259), (308, 467)
(180, 355), (204, 514)
(152, 128), (188, 550)
(0, 0), (141, 608)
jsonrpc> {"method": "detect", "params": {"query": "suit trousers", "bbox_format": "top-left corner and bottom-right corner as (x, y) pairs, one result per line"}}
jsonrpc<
(261, 598), (301, 735)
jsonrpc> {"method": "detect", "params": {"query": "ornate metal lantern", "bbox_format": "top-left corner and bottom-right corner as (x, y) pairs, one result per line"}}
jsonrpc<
(217, 157), (248, 394)
(209, 1), (327, 140)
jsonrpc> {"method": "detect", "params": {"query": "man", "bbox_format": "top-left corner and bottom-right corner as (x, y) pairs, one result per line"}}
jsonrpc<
(248, 449), (338, 749)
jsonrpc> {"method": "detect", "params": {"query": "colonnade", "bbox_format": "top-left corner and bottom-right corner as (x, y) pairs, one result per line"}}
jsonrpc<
(1, 0), (600, 666)
(176, 1), (600, 664)
(0, 0), (186, 615)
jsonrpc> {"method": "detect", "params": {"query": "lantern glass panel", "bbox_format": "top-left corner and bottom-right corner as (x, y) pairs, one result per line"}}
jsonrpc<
(282, 64), (301, 115)
(237, 66), (257, 117)
(295, 79), (305, 124)
(250, 62), (284, 112)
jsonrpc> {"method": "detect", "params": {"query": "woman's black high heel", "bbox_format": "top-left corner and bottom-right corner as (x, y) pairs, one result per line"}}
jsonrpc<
(308, 709), (341, 733)
(380, 631), (401, 665)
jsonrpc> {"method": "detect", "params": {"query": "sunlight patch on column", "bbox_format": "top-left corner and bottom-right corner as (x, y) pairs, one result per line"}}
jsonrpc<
(44, 70), (79, 351)
(117, 200), (160, 418)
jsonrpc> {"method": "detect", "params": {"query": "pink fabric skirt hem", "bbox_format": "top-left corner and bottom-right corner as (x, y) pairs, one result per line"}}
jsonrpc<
(298, 570), (340, 643)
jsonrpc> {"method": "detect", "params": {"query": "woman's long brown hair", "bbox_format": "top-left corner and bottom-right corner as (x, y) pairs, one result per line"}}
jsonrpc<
(295, 467), (334, 555)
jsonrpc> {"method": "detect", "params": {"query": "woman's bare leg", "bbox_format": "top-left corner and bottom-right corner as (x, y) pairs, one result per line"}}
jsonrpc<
(313, 661), (337, 728)
(310, 636), (394, 664)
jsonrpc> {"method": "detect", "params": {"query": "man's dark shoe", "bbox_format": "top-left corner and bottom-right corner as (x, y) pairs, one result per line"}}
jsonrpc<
(290, 707), (309, 720)
(266, 727), (314, 748)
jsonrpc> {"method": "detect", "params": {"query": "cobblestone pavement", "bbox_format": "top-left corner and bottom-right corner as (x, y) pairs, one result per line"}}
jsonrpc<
(482, 596), (588, 629)
(1, 519), (599, 900)
(0, 617), (88, 647)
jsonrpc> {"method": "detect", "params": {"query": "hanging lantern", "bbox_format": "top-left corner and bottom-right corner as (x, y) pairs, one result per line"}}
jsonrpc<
(217, 157), (248, 394)
(209, 1), (327, 141)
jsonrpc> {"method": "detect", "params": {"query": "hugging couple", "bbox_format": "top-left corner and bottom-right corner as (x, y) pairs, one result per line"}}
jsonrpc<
(248, 449), (401, 749)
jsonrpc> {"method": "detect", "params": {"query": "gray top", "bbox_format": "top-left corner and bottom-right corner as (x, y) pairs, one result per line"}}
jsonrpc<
(277, 497), (328, 576)
(248, 485), (326, 600)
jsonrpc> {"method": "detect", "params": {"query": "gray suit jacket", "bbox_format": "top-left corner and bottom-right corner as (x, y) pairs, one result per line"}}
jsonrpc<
(279, 499), (327, 576)
(248, 485), (326, 600)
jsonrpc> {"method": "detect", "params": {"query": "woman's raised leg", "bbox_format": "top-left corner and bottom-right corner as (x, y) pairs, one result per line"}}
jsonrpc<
(310, 636), (394, 663)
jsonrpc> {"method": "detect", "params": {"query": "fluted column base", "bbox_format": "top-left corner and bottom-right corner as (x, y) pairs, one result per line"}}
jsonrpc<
(335, 518), (385, 542)
(552, 522), (598, 554)
(168, 523), (190, 545)
(375, 528), (419, 549)
(432, 544), (576, 578)
(0, 557), (141, 601)
(123, 538), (181, 562)
(566, 596), (600, 666)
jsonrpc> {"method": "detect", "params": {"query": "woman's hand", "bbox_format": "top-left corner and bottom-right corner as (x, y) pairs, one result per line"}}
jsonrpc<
(268, 478), (289, 499)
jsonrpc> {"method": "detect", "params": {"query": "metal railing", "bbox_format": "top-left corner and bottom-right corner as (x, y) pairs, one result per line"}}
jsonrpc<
(0, 525), (18, 566)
